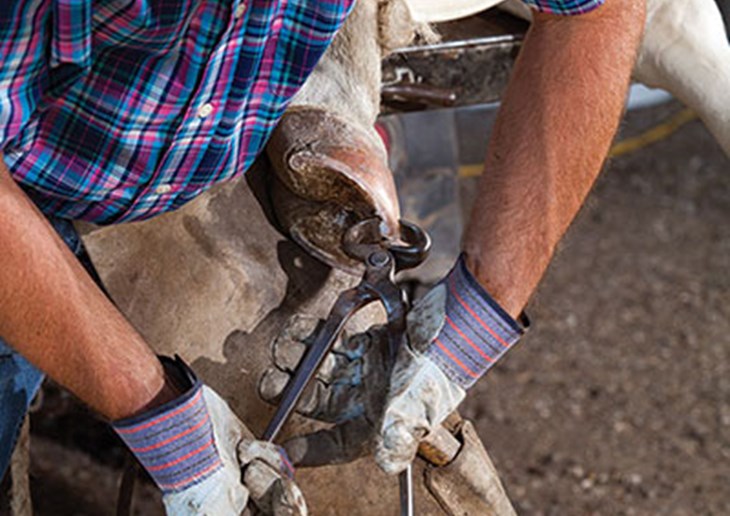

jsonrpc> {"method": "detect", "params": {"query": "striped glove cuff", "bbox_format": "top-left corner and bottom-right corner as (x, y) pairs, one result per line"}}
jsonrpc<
(113, 357), (223, 494)
(425, 256), (527, 389)
(279, 447), (296, 479)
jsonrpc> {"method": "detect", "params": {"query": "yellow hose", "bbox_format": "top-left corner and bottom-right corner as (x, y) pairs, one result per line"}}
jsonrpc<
(608, 108), (697, 158)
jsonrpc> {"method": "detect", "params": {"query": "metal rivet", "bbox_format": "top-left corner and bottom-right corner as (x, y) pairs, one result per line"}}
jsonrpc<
(368, 252), (391, 267)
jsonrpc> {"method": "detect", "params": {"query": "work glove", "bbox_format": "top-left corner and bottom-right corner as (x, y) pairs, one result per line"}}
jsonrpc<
(114, 356), (306, 516)
(376, 256), (526, 474)
(258, 318), (395, 467)
(259, 257), (525, 475)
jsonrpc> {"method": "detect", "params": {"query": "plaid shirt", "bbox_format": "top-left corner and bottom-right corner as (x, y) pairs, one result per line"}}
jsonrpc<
(0, 0), (353, 223)
(1, 0), (598, 224)
(525, 0), (604, 15)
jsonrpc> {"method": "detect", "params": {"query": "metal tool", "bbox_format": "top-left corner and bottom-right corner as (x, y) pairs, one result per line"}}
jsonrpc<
(262, 217), (431, 516)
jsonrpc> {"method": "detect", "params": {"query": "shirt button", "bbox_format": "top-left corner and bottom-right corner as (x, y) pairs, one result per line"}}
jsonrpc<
(234, 3), (246, 18)
(197, 103), (214, 118)
(155, 184), (173, 195)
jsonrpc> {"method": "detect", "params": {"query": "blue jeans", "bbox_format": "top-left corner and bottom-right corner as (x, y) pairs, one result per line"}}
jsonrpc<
(0, 217), (98, 478)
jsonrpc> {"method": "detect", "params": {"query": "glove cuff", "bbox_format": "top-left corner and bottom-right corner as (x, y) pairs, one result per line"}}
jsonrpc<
(112, 356), (223, 494)
(425, 255), (526, 389)
(278, 446), (296, 479)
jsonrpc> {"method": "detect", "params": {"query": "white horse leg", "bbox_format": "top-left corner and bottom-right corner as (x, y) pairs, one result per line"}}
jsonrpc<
(634, 0), (730, 157)
(497, 0), (730, 156)
(498, 0), (533, 21)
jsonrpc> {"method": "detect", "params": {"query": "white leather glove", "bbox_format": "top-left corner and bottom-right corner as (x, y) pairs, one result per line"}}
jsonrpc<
(374, 284), (466, 474)
(165, 386), (305, 516)
(258, 318), (394, 467)
(114, 357), (306, 516)
(375, 257), (525, 474)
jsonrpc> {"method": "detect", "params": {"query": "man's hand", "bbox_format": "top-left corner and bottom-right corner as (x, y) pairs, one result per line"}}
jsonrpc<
(373, 284), (465, 474)
(376, 256), (526, 474)
(166, 388), (305, 516)
(258, 319), (395, 467)
(116, 357), (307, 516)
(257, 257), (524, 474)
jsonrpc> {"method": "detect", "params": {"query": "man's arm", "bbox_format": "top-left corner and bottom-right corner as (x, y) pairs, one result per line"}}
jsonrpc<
(463, 0), (646, 317)
(0, 159), (309, 513)
(373, 0), (647, 474)
(0, 158), (174, 420)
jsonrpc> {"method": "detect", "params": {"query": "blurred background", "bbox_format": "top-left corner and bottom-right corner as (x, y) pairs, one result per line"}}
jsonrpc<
(2, 4), (729, 515)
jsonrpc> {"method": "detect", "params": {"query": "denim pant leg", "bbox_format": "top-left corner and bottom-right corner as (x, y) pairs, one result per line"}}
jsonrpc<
(0, 341), (44, 479)
(0, 217), (89, 478)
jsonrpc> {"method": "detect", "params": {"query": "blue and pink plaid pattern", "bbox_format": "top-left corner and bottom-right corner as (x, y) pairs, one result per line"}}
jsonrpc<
(523, 0), (605, 15)
(0, 0), (354, 224)
(113, 364), (222, 493)
(426, 256), (525, 389)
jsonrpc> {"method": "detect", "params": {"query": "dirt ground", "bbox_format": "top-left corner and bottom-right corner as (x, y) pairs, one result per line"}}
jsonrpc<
(1, 101), (728, 515)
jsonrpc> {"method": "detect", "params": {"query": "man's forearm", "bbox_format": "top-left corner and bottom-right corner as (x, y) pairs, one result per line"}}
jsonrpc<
(463, 1), (645, 318)
(0, 159), (172, 420)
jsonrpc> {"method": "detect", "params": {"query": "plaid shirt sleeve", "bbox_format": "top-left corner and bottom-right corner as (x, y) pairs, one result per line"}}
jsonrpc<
(522, 0), (605, 15)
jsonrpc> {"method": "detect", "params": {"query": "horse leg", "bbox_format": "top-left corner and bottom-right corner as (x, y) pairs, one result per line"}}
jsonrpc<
(629, 0), (730, 157)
